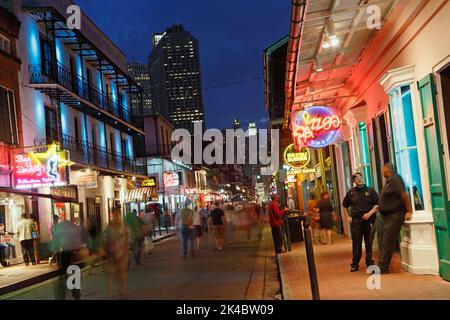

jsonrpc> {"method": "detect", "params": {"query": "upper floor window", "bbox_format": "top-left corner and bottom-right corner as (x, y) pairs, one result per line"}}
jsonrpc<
(0, 33), (11, 55)
(0, 86), (18, 145)
(389, 84), (424, 211)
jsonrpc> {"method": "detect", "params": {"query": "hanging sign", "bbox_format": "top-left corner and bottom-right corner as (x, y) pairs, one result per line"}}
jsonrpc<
(14, 143), (73, 189)
(75, 170), (98, 188)
(284, 144), (310, 169)
(163, 171), (180, 187)
(292, 106), (342, 150)
(141, 177), (157, 187)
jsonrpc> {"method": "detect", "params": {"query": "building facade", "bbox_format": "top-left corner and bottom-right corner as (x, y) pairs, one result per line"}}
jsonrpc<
(148, 24), (205, 133)
(285, 0), (450, 281)
(128, 61), (152, 116)
(5, 0), (147, 250)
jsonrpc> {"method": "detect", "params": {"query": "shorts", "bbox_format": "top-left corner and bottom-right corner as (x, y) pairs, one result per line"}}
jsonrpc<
(213, 225), (225, 239)
(194, 225), (203, 237)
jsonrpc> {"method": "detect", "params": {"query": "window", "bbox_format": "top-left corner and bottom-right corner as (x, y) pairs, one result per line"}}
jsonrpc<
(0, 86), (18, 145)
(0, 34), (11, 54)
(45, 106), (58, 143)
(389, 85), (424, 211)
(359, 122), (373, 187)
(110, 132), (115, 154)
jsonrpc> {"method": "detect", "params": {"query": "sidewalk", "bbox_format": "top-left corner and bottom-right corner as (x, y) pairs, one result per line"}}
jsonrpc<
(0, 230), (176, 297)
(278, 234), (450, 300)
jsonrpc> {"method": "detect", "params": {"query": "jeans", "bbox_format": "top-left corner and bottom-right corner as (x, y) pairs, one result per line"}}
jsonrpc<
(133, 237), (144, 265)
(271, 226), (283, 253)
(378, 212), (405, 271)
(350, 218), (376, 267)
(180, 225), (194, 256)
(20, 239), (35, 264)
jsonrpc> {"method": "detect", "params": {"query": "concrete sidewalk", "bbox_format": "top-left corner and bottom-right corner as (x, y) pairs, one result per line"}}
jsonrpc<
(278, 235), (450, 300)
(0, 231), (176, 296)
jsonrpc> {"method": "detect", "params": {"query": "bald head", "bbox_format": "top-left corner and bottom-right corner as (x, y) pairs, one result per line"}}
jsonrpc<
(383, 163), (395, 180)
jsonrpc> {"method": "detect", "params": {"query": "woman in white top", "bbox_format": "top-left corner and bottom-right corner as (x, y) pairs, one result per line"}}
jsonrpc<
(193, 206), (203, 252)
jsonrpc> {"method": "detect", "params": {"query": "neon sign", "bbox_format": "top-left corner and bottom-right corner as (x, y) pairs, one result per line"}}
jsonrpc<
(14, 143), (73, 189)
(292, 106), (342, 150)
(284, 144), (310, 169)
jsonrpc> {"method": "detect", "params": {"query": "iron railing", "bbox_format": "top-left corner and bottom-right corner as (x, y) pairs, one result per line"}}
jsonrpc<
(44, 132), (147, 176)
(29, 61), (137, 127)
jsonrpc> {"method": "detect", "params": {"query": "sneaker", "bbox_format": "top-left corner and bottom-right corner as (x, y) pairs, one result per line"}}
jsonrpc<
(350, 265), (359, 272)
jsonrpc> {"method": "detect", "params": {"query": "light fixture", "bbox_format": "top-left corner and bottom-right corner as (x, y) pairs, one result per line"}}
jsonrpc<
(331, 37), (340, 47)
(327, 21), (336, 39)
(322, 41), (331, 49)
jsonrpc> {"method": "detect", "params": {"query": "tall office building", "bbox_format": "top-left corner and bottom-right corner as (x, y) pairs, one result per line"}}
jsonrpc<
(128, 62), (152, 116)
(148, 24), (205, 133)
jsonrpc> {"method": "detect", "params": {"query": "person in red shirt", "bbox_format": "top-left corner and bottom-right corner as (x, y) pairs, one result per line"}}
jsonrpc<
(268, 194), (288, 253)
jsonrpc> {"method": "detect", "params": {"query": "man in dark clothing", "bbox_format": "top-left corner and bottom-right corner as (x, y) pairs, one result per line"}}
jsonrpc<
(268, 194), (287, 254)
(209, 202), (226, 251)
(377, 163), (412, 274)
(342, 173), (379, 272)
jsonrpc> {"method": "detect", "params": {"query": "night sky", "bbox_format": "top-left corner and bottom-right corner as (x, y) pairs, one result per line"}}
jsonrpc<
(76, 0), (291, 130)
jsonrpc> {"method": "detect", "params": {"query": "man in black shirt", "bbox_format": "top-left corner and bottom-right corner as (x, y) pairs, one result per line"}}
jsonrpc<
(377, 163), (412, 274)
(209, 202), (227, 251)
(342, 173), (379, 272)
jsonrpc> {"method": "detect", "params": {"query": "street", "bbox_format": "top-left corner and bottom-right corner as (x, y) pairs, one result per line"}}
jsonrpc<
(6, 225), (280, 300)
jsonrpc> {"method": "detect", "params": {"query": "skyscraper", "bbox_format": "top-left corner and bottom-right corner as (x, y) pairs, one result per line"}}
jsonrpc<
(128, 62), (152, 116)
(148, 24), (205, 133)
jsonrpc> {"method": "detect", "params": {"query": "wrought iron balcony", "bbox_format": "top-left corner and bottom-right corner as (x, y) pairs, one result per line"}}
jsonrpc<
(43, 132), (147, 176)
(29, 62), (139, 129)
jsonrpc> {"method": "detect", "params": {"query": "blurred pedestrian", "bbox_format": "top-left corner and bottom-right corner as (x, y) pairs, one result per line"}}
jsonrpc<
(48, 215), (60, 265)
(16, 213), (36, 266)
(104, 208), (129, 299)
(52, 218), (83, 300)
(175, 204), (195, 257)
(342, 173), (379, 272)
(199, 204), (209, 233)
(88, 215), (100, 255)
(193, 206), (203, 252)
(377, 164), (412, 274)
(288, 197), (296, 210)
(209, 202), (227, 251)
(306, 197), (320, 244)
(317, 192), (335, 245)
(268, 194), (287, 254)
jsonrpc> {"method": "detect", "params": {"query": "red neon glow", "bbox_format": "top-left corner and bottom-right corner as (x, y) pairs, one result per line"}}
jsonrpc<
(293, 111), (342, 150)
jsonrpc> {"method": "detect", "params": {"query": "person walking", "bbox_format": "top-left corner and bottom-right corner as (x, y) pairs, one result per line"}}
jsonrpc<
(16, 213), (36, 266)
(193, 206), (203, 252)
(317, 192), (335, 245)
(175, 204), (195, 257)
(377, 163), (412, 274)
(342, 173), (379, 272)
(268, 194), (287, 254)
(30, 214), (40, 264)
(209, 202), (227, 251)
(199, 205), (209, 233)
(306, 197), (320, 244)
(104, 208), (129, 299)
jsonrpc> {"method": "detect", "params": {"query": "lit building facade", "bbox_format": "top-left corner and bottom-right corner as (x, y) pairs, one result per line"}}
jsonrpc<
(286, 0), (450, 280)
(128, 62), (152, 116)
(148, 24), (205, 133)
(7, 0), (147, 247)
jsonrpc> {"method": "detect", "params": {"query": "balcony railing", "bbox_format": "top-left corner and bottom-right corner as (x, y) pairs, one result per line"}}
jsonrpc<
(44, 132), (146, 176)
(29, 61), (137, 127)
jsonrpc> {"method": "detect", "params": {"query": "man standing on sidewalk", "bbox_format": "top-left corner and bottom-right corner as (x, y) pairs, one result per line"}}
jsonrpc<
(175, 204), (195, 257)
(377, 164), (412, 274)
(342, 173), (379, 272)
(268, 194), (287, 254)
(16, 213), (36, 266)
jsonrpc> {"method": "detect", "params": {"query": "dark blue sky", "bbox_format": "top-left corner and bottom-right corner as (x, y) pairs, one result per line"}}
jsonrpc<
(76, 0), (291, 130)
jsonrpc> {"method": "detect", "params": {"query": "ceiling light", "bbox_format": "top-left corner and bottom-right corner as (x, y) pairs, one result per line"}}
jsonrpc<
(331, 37), (340, 47)
(322, 41), (331, 49)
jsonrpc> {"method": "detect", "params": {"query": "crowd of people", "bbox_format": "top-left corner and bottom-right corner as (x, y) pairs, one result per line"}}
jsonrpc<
(267, 163), (413, 275)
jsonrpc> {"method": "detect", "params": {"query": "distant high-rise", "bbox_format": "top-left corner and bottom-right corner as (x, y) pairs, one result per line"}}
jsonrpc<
(148, 24), (205, 133)
(127, 62), (152, 116)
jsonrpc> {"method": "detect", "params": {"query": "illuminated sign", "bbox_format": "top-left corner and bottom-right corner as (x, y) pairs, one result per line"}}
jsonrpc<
(141, 177), (156, 187)
(163, 171), (180, 188)
(284, 144), (310, 169)
(292, 106), (342, 150)
(14, 143), (73, 189)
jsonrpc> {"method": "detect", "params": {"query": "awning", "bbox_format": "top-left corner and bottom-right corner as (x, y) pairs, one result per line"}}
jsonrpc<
(0, 187), (78, 203)
(125, 187), (158, 202)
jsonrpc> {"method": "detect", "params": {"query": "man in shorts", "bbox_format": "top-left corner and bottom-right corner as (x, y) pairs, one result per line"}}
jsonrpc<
(209, 202), (227, 251)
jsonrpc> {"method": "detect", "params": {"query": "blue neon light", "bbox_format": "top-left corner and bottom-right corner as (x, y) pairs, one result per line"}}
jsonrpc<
(27, 17), (41, 65)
